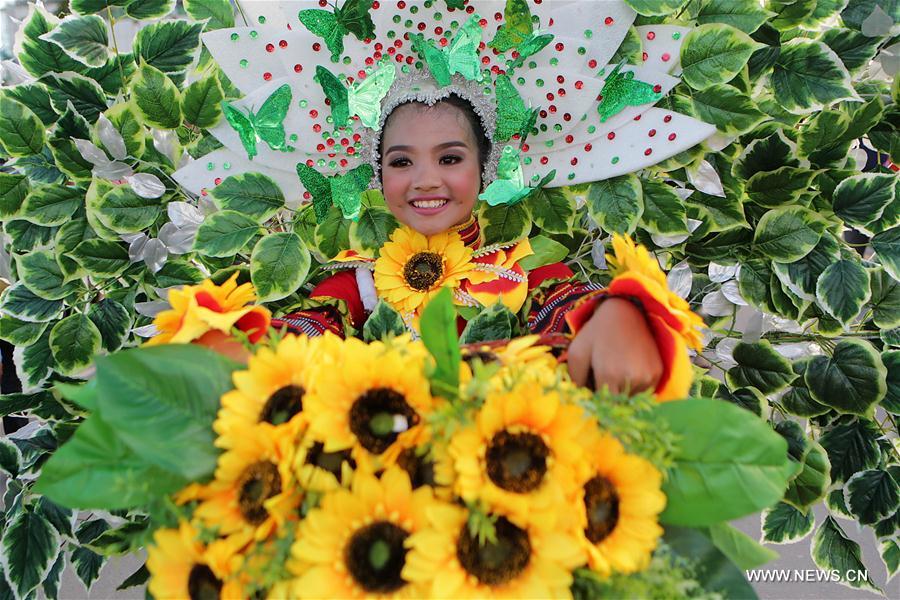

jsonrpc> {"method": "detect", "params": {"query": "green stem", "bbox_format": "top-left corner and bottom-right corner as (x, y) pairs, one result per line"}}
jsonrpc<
(106, 7), (128, 96)
(233, 0), (250, 27)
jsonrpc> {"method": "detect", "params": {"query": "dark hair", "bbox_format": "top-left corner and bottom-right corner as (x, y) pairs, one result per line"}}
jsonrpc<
(379, 94), (491, 184)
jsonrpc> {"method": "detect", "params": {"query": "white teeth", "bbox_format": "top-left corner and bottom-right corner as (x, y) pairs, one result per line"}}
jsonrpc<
(412, 199), (448, 208)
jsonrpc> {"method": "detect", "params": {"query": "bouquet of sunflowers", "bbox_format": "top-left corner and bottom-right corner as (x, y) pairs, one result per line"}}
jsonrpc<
(37, 280), (799, 599)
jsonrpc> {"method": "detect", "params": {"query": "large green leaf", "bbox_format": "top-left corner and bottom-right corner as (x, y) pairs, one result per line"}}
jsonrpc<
(419, 288), (460, 400)
(772, 233), (841, 301)
(840, 0), (900, 31)
(88, 299), (132, 353)
(873, 227), (900, 282)
(17, 330), (56, 388)
(0, 283), (63, 323)
(753, 206), (826, 262)
(71, 546), (106, 590)
(130, 63), (182, 129)
(460, 302), (518, 345)
(767, 0), (817, 29)
(210, 172), (285, 222)
(0, 173), (30, 218)
(524, 187), (575, 235)
(87, 53), (137, 96)
(6, 219), (57, 253)
(587, 174), (643, 234)
(17, 251), (77, 301)
(819, 419), (881, 484)
(784, 441), (831, 510)
(250, 232), (310, 302)
(314, 206), (352, 259)
(696, 0), (773, 33)
(194, 210), (261, 257)
(684, 85), (768, 136)
(733, 130), (799, 179)
(4, 83), (60, 127)
(662, 526), (758, 599)
(811, 517), (881, 594)
(680, 24), (760, 90)
(805, 339), (886, 416)
(654, 398), (798, 526)
(20, 185), (83, 227)
(478, 201), (531, 243)
(36, 413), (187, 509)
(846, 469), (900, 526)
(815, 259), (870, 326)
(870, 268), (900, 329)
(819, 28), (880, 73)
(519, 235), (568, 271)
(362, 301), (406, 342)
(638, 179), (688, 235)
(43, 73), (109, 123)
(49, 314), (101, 375)
(101, 102), (145, 158)
(882, 350), (900, 415)
(94, 345), (239, 480)
(70, 239), (131, 277)
(17, 4), (85, 77)
(133, 20), (203, 84)
(70, 0), (130, 14)
(737, 258), (776, 313)
(726, 340), (795, 394)
(762, 502), (815, 544)
(623, 0), (689, 15)
(0, 437), (22, 477)
(181, 75), (224, 129)
(350, 207), (399, 252)
(39, 14), (109, 67)
(125, 0), (176, 20)
(95, 185), (163, 233)
(0, 96), (46, 157)
(745, 167), (816, 208)
(771, 40), (857, 114)
(0, 505), (61, 600)
(183, 0), (235, 30)
(707, 522), (778, 569)
(833, 173), (897, 231)
(0, 316), (49, 347)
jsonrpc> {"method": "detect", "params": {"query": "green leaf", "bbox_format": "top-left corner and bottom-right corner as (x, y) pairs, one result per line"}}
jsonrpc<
(819, 419), (881, 484)
(43, 73), (109, 124)
(0, 505), (61, 599)
(362, 301), (407, 342)
(194, 210), (261, 257)
(17, 251), (77, 301)
(638, 179), (687, 235)
(811, 516), (881, 594)
(35, 413), (188, 509)
(49, 314), (101, 375)
(833, 173), (897, 231)
(70, 239), (131, 277)
(707, 522), (778, 570)
(819, 28), (880, 73)
(781, 385), (830, 417)
(662, 526), (759, 599)
(0, 96), (46, 157)
(882, 350), (900, 415)
(846, 469), (900, 526)
(130, 63), (182, 129)
(524, 187), (575, 235)
(762, 502), (815, 544)
(3, 83), (57, 126)
(19, 186), (83, 227)
(0, 437), (22, 477)
(841, 0), (900, 31)
(210, 172), (285, 222)
(623, 0), (689, 15)
(5, 219), (57, 254)
(873, 227), (900, 282)
(133, 20), (203, 84)
(36, 496), (75, 538)
(609, 26), (643, 64)
(40, 14), (109, 67)
(125, 0), (176, 20)
(70, 0), (130, 14)
(88, 299), (132, 353)
(737, 258), (775, 313)
(753, 206), (826, 262)
(725, 340), (795, 394)
(0, 283), (63, 323)
(101, 103), (145, 159)
(460, 302), (518, 345)
(880, 538), (899, 580)
(805, 339), (886, 416)
(654, 398), (799, 526)
(314, 206), (352, 259)
(17, 4), (85, 77)
(784, 441), (831, 510)
(587, 174), (643, 234)
(0, 173), (30, 218)
(95, 185), (163, 233)
(478, 202), (531, 243)
(71, 546), (106, 590)
(773, 233), (841, 301)
(771, 40), (858, 114)
(56, 380), (99, 412)
(518, 235), (568, 271)
(680, 24), (760, 90)
(815, 259), (870, 326)
(94, 345), (239, 480)
(684, 85), (767, 136)
(250, 232), (310, 302)
(86, 53), (137, 97)
(0, 316), (49, 346)
(696, 0), (773, 33)
(183, 0), (235, 30)
(745, 167), (816, 208)
(48, 136), (95, 183)
(350, 207), (400, 252)
(182, 75), (224, 129)
(152, 259), (205, 287)
(767, 0), (817, 29)
(733, 130), (799, 179)
(716, 385), (766, 416)
(419, 287), (460, 400)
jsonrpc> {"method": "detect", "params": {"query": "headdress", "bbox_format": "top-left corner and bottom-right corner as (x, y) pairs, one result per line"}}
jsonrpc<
(173, 0), (716, 220)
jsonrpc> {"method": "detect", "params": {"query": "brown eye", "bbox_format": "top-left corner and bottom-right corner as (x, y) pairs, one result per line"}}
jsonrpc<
(440, 155), (462, 165)
(388, 157), (411, 168)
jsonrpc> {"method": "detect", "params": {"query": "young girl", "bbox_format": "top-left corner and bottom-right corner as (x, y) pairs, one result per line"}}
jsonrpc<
(272, 92), (668, 395)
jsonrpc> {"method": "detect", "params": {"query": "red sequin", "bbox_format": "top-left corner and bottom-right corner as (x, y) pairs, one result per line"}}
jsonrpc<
(313, 124), (322, 133)
(279, 40), (288, 48)
(466, 5), (475, 13)
(347, 147), (355, 155)
(372, 0), (379, 8)
(653, 84), (662, 93)
(306, 159), (315, 167)
(214, 177), (222, 185)
(265, 43), (275, 52)
(644, 148), (652, 156)
(607, 132), (615, 140)
(588, 59), (597, 69)
(397, 0), (406, 8)
(662, 53), (671, 62)
(326, 138), (335, 147)
(557, 75), (565, 84)
(294, 64), (303, 73)
(313, 42), (321, 51)
(479, 18), (487, 26)
(642, 52), (648, 61)
(647, 31), (656, 40)
(604, 16), (614, 25)
(548, 105), (557, 113)
(555, 42), (564, 51)
(316, 144), (325, 152)
(584, 143), (592, 151)
(664, 115), (672, 123)
(375, 42), (383, 51)
(201, 189), (207, 196)
(440, 38), (449, 47)
(393, 39), (402, 48)
(574, 80), (584, 90)
(406, 56), (414, 64)
(417, 22), (426, 30)
(668, 133), (677, 141)
(546, 92), (555, 101)
(310, 110), (318, 118)
(540, 156), (549, 165)
(648, 129), (656, 137)
(304, 191), (311, 200)
(435, 26), (443, 34)
(570, 158), (578, 166)
(522, 144), (530, 152)
(565, 135), (574, 143)
(365, 57), (374, 65)
(481, 56), (490, 64)
(563, 113), (571, 121)
(539, 109), (548, 118)
(495, 12), (503, 20)
(353, 133), (362, 142)
(263, 72), (272, 81)
(340, 159), (348, 167)
(634, 114), (642, 121)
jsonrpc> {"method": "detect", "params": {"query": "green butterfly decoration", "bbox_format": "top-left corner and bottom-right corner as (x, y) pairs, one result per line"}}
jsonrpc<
(222, 84), (295, 160)
(296, 162), (374, 222)
(444, 0), (466, 9)
(597, 62), (663, 122)
(315, 62), (396, 129)
(489, 0), (553, 70)
(494, 75), (538, 142)
(297, 0), (376, 62)
(410, 15), (483, 88)
(479, 145), (554, 206)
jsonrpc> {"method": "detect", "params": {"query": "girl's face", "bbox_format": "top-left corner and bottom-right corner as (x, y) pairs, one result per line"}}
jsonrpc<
(381, 102), (482, 236)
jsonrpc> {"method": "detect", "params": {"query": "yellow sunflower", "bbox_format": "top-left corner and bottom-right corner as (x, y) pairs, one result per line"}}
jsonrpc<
(147, 273), (271, 346)
(288, 467), (437, 599)
(303, 336), (437, 472)
(147, 521), (246, 600)
(574, 432), (666, 576)
(293, 434), (356, 493)
(374, 226), (475, 316)
(462, 335), (557, 371)
(214, 334), (335, 449)
(403, 502), (584, 599)
(194, 428), (299, 541)
(449, 380), (591, 528)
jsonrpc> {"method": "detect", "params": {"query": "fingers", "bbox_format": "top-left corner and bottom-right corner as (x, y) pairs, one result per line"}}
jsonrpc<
(567, 335), (590, 387)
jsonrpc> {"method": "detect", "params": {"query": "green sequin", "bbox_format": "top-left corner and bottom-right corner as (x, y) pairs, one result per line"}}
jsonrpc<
(230, 33), (239, 41)
(587, 125), (596, 134)
(410, 5), (418, 13)
(584, 30), (593, 39)
(523, 156), (532, 165)
(343, 56), (351, 64)
(567, 173), (575, 180)
(393, 15), (401, 23)
(528, 61), (537, 69)
(673, 32), (681, 40)
(611, 156), (620, 164)
(405, 19), (413, 28)
(539, 124), (547, 132)
(206, 162), (214, 171)
(536, 78), (544, 87)
(326, 115), (334, 124)
(240, 59), (248, 68)
(532, 173), (540, 182)
(223, 162), (231, 170)
(388, 30), (396, 38)
(545, 140), (554, 148)
(577, 47), (586, 55)
(450, 20), (459, 28)
(435, 12), (442, 21)
(401, 65), (410, 73)
(553, 124), (562, 132)
(517, 77), (525, 85)
(249, 30), (258, 39)
(258, 16), (266, 24)
(300, 99), (308, 108)
(289, 135), (298, 143)
(318, 158), (326, 167)
(549, 58), (558, 66)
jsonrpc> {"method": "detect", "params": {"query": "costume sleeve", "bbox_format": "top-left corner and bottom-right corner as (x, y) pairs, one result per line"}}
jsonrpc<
(525, 263), (606, 335)
(270, 270), (366, 338)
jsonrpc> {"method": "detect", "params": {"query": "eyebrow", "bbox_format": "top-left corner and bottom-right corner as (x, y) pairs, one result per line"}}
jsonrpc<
(384, 140), (470, 154)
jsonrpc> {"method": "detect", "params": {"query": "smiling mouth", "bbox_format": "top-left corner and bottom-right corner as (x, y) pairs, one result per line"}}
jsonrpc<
(410, 199), (449, 209)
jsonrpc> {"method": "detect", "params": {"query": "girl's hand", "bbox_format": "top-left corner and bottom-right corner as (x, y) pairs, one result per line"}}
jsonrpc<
(567, 297), (663, 394)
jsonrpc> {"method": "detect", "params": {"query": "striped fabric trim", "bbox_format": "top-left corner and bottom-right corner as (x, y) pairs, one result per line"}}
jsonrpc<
(271, 308), (345, 338)
(528, 282), (605, 334)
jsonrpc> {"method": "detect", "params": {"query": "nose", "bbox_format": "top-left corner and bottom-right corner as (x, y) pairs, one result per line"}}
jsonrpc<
(412, 161), (441, 191)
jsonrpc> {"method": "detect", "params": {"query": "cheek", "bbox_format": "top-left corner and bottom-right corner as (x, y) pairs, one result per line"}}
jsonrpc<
(381, 171), (408, 206)
(449, 163), (481, 208)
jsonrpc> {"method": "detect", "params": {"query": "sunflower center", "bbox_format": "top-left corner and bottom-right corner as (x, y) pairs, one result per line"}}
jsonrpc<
(584, 475), (620, 543)
(403, 252), (444, 290)
(349, 387), (420, 454)
(462, 349), (501, 367)
(187, 564), (223, 600)
(456, 517), (531, 585)
(304, 441), (356, 478)
(397, 447), (436, 489)
(485, 430), (550, 493)
(237, 461), (282, 525)
(259, 385), (304, 425)
(345, 521), (409, 593)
